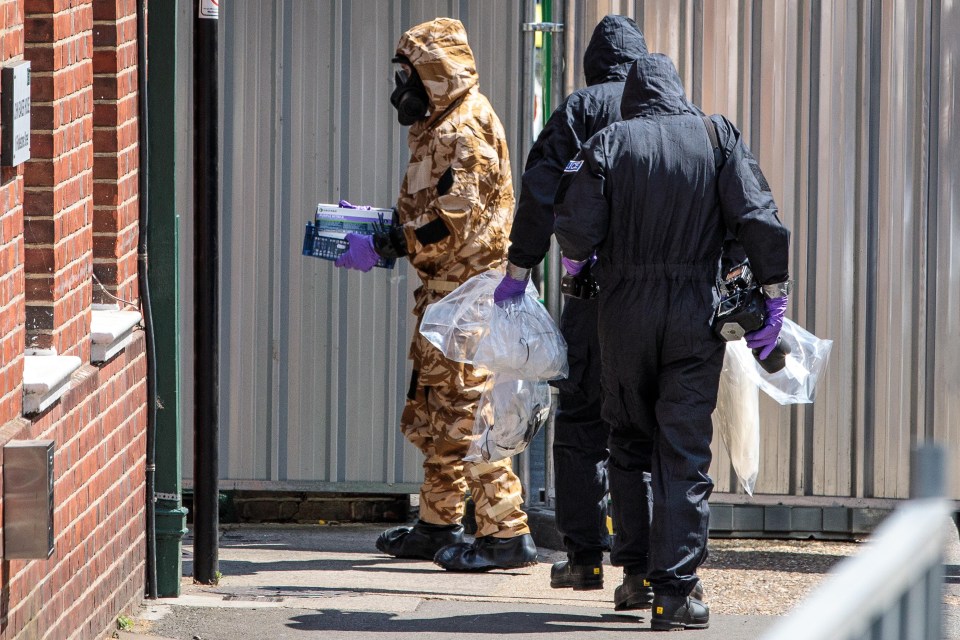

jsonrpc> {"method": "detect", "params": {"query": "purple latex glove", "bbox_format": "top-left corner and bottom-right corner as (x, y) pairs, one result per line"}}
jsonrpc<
(334, 233), (379, 272)
(745, 295), (788, 360)
(339, 199), (372, 210)
(493, 274), (528, 307)
(562, 256), (588, 276)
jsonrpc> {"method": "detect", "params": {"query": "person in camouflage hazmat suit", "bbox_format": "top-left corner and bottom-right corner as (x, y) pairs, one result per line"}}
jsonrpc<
(335, 17), (538, 572)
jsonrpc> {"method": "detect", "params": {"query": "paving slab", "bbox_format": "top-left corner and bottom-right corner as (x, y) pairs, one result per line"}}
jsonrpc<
(123, 521), (960, 640)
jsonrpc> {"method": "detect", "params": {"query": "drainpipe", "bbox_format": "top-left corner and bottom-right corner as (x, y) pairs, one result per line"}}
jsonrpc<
(135, 0), (158, 600)
(147, 0), (189, 597)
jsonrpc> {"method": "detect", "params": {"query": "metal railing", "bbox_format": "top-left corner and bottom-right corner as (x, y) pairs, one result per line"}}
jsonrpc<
(761, 445), (952, 640)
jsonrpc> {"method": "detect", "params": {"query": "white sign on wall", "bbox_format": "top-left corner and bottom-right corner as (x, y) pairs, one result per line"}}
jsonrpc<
(199, 0), (219, 19)
(2, 60), (30, 167)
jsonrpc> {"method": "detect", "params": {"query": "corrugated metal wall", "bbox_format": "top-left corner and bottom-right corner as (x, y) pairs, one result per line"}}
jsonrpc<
(564, 0), (960, 499)
(187, 1), (524, 491)
(195, 0), (960, 502)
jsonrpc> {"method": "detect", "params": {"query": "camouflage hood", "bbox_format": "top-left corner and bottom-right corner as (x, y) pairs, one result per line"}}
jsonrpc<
(395, 18), (479, 126)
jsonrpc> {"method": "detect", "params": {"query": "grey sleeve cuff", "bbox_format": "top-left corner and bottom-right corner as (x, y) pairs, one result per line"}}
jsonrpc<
(505, 262), (532, 281)
(761, 281), (791, 299)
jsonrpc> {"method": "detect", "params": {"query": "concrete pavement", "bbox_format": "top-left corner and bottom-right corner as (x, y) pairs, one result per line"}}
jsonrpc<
(122, 522), (960, 639)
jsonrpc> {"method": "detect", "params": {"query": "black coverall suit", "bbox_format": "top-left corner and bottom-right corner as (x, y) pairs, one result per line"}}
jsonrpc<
(554, 54), (790, 595)
(507, 16), (648, 565)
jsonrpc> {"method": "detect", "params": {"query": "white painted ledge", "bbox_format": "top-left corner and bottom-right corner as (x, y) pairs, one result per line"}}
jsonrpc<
(22, 355), (82, 415)
(90, 309), (142, 363)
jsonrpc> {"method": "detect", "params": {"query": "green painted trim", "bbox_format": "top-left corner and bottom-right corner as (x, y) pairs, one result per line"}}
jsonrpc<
(147, 0), (184, 599)
(542, 0), (553, 119)
(156, 503), (188, 597)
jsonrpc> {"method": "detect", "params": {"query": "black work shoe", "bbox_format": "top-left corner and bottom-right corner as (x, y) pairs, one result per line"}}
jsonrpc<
(433, 533), (539, 572)
(690, 580), (705, 601)
(614, 574), (654, 610)
(651, 590), (710, 631)
(615, 576), (704, 611)
(550, 560), (603, 590)
(375, 520), (464, 560)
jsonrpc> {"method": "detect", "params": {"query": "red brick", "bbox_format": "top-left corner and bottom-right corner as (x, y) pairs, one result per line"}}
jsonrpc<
(92, 39), (137, 74)
(92, 146), (137, 181)
(92, 92), (136, 127)
(92, 64), (135, 100)
(23, 155), (56, 188)
(29, 71), (55, 101)
(25, 300), (54, 330)
(23, 187), (55, 216)
(27, 43), (55, 71)
(92, 0), (136, 22)
(24, 15), (54, 42)
(92, 13), (134, 47)
(4, 28), (25, 63)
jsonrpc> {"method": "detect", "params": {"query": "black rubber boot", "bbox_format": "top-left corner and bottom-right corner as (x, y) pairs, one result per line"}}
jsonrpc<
(614, 573), (654, 610)
(651, 588), (710, 631)
(375, 520), (464, 560)
(433, 533), (539, 572)
(550, 560), (604, 590)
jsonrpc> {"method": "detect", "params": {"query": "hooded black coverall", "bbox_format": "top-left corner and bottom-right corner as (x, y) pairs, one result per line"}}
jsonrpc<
(507, 15), (648, 566)
(554, 54), (790, 595)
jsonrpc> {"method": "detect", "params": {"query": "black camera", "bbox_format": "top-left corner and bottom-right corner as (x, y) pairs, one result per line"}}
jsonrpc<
(712, 262), (789, 373)
(560, 261), (599, 300)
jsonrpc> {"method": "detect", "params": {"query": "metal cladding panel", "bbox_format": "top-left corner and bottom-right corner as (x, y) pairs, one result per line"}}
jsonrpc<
(805, 0), (860, 498)
(563, 0), (960, 499)
(932, 0), (960, 495)
(870, 0), (924, 499)
(202, 1), (523, 487)
(203, 1), (959, 501)
(219, 1), (278, 482)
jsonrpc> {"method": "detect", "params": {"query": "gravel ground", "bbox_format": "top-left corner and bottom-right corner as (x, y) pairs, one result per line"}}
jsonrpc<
(697, 538), (862, 615)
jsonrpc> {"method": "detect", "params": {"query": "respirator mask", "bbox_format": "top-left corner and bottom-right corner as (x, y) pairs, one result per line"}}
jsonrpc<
(390, 57), (429, 126)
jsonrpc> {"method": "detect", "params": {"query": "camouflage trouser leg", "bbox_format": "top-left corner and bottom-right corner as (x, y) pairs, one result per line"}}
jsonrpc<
(402, 333), (529, 538)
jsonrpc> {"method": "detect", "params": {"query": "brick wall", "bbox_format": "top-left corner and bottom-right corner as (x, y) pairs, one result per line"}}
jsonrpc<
(0, 337), (146, 640)
(0, 0), (147, 638)
(91, 0), (138, 306)
(23, 0), (95, 358)
(0, 0), (25, 426)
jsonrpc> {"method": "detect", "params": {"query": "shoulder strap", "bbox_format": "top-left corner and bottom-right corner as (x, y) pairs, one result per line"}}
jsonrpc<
(701, 115), (724, 169)
(701, 115), (719, 148)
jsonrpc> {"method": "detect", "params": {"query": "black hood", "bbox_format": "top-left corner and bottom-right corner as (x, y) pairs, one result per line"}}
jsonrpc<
(583, 15), (648, 86)
(620, 53), (696, 119)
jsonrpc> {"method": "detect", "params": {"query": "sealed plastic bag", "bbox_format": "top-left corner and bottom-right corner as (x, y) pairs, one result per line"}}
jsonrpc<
(420, 271), (568, 380)
(420, 271), (564, 462)
(473, 303), (568, 380)
(713, 341), (761, 494)
(465, 374), (551, 463)
(418, 271), (510, 364)
(742, 318), (833, 404)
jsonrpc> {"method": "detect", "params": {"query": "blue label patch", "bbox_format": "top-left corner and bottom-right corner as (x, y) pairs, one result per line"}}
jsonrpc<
(564, 160), (584, 173)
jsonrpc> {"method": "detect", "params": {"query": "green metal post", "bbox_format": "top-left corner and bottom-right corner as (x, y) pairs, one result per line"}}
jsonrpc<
(148, 0), (188, 597)
(541, 0), (555, 301)
(543, 0), (553, 119)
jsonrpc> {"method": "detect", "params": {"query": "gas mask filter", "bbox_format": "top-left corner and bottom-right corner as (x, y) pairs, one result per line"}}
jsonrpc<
(390, 61), (429, 126)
